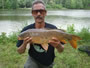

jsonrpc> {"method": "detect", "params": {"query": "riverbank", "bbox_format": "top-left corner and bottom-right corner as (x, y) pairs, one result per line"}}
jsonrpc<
(0, 7), (90, 11)
(0, 27), (90, 68)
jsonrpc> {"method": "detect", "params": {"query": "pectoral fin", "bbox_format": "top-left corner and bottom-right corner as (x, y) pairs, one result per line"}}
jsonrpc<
(41, 43), (49, 51)
(60, 39), (67, 44)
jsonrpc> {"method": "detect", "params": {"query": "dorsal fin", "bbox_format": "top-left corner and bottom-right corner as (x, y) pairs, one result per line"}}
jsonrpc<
(57, 29), (66, 32)
(44, 28), (66, 32)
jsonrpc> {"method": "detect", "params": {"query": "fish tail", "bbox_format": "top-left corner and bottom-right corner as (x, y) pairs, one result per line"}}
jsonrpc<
(71, 35), (81, 41)
(69, 40), (77, 48)
(69, 35), (81, 49)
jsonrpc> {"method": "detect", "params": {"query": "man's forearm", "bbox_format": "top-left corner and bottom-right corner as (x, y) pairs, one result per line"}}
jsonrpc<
(17, 37), (32, 54)
(56, 44), (64, 53)
(17, 43), (27, 54)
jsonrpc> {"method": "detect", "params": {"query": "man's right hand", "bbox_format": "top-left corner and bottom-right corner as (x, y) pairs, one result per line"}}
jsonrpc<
(23, 37), (32, 46)
(17, 37), (32, 54)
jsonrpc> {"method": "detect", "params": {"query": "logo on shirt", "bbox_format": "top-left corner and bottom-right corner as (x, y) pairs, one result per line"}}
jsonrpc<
(33, 44), (45, 53)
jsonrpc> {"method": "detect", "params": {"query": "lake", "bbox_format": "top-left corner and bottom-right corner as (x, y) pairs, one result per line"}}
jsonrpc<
(0, 9), (90, 35)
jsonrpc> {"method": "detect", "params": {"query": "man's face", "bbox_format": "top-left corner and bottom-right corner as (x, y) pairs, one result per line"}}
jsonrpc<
(32, 3), (47, 23)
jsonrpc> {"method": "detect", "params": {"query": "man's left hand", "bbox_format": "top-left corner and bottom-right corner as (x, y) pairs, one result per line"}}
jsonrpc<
(49, 37), (64, 53)
(49, 37), (61, 48)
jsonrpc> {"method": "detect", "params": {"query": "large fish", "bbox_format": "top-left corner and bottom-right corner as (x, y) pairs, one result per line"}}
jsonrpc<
(18, 29), (81, 51)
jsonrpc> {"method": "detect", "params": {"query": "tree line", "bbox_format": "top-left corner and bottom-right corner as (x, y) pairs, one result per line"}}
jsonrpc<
(0, 0), (89, 9)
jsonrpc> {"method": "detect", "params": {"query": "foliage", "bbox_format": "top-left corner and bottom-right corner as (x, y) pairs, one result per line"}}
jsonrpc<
(77, 28), (90, 42)
(0, 32), (8, 44)
(0, 0), (18, 9)
(0, 41), (27, 68)
(8, 32), (20, 43)
(0, 32), (19, 44)
(26, 0), (32, 8)
(18, 0), (26, 8)
(46, 4), (63, 9)
(0, 0), (89, 9)
(67, 24), (75, 34)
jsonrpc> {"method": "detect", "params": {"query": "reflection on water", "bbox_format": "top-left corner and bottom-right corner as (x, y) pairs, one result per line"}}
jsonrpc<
(48, 10), (90, 17)
(0, 9), (90, 35)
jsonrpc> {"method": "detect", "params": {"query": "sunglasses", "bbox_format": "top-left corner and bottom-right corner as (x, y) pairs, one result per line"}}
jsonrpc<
(32, 10), (46, 14)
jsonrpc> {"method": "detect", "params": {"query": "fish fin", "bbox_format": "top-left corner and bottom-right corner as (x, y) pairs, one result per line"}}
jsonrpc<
(60, 40), (67, 44)
(45, 28), (66, 32)
(41, 43), (49, 51)
(45, 28), (52, 30)
(71, 35), (81, 41)
(69, 40), (77, 49)
(58, 29), (66, 32)
(69, 35), (81, 49)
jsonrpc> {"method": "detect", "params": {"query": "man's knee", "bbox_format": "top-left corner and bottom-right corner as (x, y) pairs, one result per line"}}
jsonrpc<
(24, 63), (38, 68)
(24, 64), (31, 68)
(24, 56), (38, 68)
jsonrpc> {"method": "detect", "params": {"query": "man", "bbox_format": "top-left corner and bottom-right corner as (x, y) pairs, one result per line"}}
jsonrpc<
(16, 0), (64, 68)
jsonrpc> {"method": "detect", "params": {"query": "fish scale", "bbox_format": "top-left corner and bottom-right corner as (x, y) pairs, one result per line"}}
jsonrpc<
(18, 29), (81, 51)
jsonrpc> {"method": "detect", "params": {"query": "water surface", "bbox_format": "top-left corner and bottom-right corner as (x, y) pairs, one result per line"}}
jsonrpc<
(0, 9), (90, 35)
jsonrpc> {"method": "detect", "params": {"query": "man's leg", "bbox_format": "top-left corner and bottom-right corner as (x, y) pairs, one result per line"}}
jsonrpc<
(24, 56), (38, 68)
(38, 63), (53, 68)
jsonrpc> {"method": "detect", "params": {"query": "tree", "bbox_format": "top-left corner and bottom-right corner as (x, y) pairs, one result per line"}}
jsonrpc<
(18, 0), (26, 8)
(70, 0), (77, 9)
(0, 0), (5, 9)
(82, 0), (89, 8)
(76, 0), (83, 9)
(64, 0), (71, 8)
(26, 0), (32, 8)
(0, 0), (89, 9)
(11, 0), (18, 9)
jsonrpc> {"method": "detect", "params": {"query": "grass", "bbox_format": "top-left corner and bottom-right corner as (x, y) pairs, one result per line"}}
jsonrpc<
(54, 46), (90, 68)
(0, 26), (90, 68)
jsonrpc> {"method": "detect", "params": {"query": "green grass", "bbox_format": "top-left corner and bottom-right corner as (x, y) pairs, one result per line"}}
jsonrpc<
(0, 26), (90, 68)
(54, 44), (90, 68)
(0, 42), (90, 68)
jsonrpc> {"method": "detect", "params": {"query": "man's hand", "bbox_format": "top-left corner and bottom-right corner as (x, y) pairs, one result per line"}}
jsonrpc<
(49, 37), (60, 48)
(17, 37), (32, 54)
(49, 37), (64, 53)
(23, 37), (32, 45)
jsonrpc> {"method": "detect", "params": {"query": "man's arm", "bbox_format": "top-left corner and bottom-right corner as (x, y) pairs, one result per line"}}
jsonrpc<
(55, 43), (64, 53)
(17, 37), (32, 54)
(49, 37), (64, 53)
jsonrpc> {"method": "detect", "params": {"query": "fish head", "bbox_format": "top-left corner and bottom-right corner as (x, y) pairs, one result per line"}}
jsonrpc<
(18, 31), (30, 40)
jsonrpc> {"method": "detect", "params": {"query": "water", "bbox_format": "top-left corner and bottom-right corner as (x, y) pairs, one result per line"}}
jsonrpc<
(0, 9), (90, 35)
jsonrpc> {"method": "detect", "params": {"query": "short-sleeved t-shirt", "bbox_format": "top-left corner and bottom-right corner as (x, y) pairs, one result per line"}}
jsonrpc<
(16, 22), (57, 66)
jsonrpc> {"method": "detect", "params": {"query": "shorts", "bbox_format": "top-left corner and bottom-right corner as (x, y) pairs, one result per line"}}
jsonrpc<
(24, 56), (53, 68)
